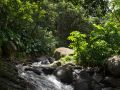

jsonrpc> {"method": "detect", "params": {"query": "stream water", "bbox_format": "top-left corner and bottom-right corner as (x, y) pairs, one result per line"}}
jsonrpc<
(17, 62), (73, 90)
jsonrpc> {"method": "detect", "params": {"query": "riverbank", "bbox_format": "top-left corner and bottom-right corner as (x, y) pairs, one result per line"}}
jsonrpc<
(0, 49), (120, 90)
(0, 59), (34, 90)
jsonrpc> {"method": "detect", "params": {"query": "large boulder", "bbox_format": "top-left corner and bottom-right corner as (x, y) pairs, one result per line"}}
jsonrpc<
(54, 47), (74, 60)
(53, 63), (74, 84)
(106, 55), (120, 76)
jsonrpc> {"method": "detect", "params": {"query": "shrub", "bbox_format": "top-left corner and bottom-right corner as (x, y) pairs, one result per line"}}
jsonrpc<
(60, 55), (77, 65)
(68, 22), (120, 66)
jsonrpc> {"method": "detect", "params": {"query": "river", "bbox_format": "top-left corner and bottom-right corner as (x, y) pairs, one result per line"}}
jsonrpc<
(17, 62), (73, 90)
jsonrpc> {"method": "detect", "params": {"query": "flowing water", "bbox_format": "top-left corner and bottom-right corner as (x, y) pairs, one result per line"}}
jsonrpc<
(17, 62), (73, 90)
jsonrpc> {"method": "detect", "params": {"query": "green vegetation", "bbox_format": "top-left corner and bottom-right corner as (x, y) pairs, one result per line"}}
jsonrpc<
(0, 0), (120, 66)
(68, 22), (120, 66)
(0, 1), (120, 89)
(0, 0), (57, 57)
(66, 0), (120, 67)
(60, 55), (77, 64)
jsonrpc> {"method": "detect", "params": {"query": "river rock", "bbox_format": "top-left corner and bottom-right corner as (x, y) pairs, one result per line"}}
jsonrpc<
(103, 76), (120, 88)
(53, 63), (74, 84)
(0, 60), (33, 90)
(102, 87), (114, 90)
(34, 56), (55, 64)
(25, 67), (42, 75)
(48, 57), (55, 63)
(73, 70), (93, 90)
(107, 55), (120, 76)
(50, 61), (61, 68)
(40, 66), (56, 75)
(54, 47), (74, 60)
(73, 69), (105, 90)
(93, 73), (103, 83)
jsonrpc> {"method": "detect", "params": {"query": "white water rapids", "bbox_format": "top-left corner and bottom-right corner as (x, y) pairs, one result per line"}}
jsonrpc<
(17, 62), (73, 90)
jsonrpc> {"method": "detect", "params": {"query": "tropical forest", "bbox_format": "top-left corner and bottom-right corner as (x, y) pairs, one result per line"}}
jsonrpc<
(0, 0), (120, 90)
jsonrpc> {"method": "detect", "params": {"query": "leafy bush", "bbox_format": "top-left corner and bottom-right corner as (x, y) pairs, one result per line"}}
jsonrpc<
(60, 55), (76, 65)
(68, 31), (88, 64)
(24, 28), (57, 55)
(68, 22), (120, 66)
(0, 0), (57, 58)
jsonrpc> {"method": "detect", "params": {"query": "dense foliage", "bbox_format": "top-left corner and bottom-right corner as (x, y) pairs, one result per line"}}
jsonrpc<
(65, 0), (120, 66)
(0, 0), (57, 57)
(0, 0), (120, 66)
(68, 22), (120, 66)
(0, 0), (97, 58)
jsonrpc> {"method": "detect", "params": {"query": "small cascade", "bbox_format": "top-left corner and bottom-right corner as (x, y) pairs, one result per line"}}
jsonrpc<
(17, 62), (73, 90)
